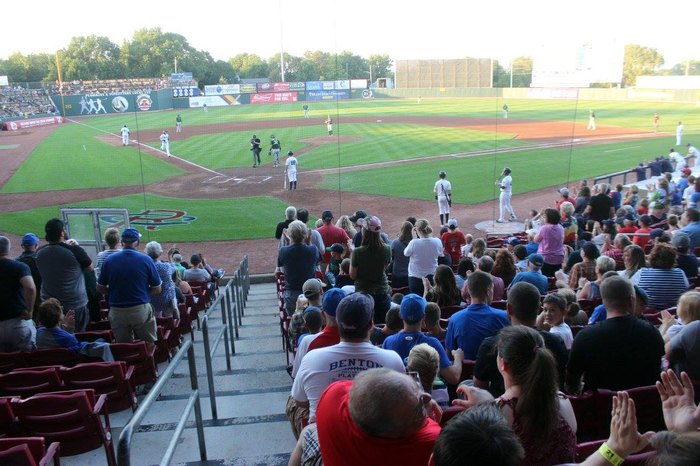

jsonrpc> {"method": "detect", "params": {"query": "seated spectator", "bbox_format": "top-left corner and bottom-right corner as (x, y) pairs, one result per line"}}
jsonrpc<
(95, 227), (121, 277)
(314, 368), (441, 466)
(334, 258), (354, 288)
(492, 249), (517, 288)
(659, 290), (700, 343)
(557, 288), (589, 326)
(537, 293), (573, 350)
(592, 219), (617, 250)
(566, 275), (664, 393)
(171, 253), (186, 277)
(463, 256), (505, 302)
(468, 237), (487, 261)
(324, 243), (345, 286)
(423, 302), (446, 341)
(635, 243), (689, 311)
(509, 254), (548, 295)
(577, 255), (616, 300)
(557, 241), (599, 290)
(184, 253), (212, 283)
(172, 269), (191, 298)
(36, 298), (113, 361)
(618, 243), (647, 280)
(382, 293), (463, 385)
(446, 271), (509, 359)
(618, 213), (638, 234)
(602, 232), (631, 270)
(667, 213), (681, 233)
(460, 233), (474, 258)
(667, 291), (700, 380)
(632, 214), (653, 249)
(671, 232), (698, 279)
(588, 278), (649, 324)
(199, 254), (224, 280)
(297, 306), (323, 346)
(623, 184), (640, 208)
(512, 244), (529, 271)
(407, 343), (449, 408)
(369, 305), (402, 346)
(454, 257), (474, 290)
(680, 207), (700, 251)
(424, 264), (462, 307)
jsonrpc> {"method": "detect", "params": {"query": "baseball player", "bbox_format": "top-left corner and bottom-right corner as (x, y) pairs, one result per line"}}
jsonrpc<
(434, 170), (452, 226)
(120, 125), (130, 146)
(303, 104), (309, 118)
(176, 114), (182, 133)
(285, 150), (298, 190)
(653, 113), (660, 132)
(496, 167), (516, 223)
(250, 134), (262, 167)
(325, 116), (333, 136)
(688, 143), (699, 161)
(502, 103), (509, 119)
(269, 135), (282, 168)
(587, 110), (596, 130)
(160, 130), (170, 157)
(677, 121), (684, 146)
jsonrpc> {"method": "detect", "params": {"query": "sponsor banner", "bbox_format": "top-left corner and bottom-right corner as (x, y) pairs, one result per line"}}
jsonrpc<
(171, 72), (193, 83)
(322, 81), (335, 90)
(256, 81), (306, 92)
(526, 88), (579, 100)
(239, 84), (258, 93)
(250, 92), (298, 104)
(205, 84), (240, 95)
(135, 94), (153, 111)
(189, 95), (233, 107)
(306, 90), (350, 101)
(306, 81), (323, 91)
(334, 80), (350, 90)
(172, 86), (200, 97)
(350, 79), (368, 89)
(288, 82), (306, 91)
(7, 116), (63, 131)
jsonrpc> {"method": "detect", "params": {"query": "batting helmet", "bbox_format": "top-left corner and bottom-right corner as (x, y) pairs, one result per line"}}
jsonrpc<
(503, 167), (512, 175)
(439, 170), (447, 178)
(287, 150), (294, 156)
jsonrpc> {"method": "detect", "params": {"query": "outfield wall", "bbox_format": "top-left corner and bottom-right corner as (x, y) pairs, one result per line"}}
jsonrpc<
(50, 89), (173, 117)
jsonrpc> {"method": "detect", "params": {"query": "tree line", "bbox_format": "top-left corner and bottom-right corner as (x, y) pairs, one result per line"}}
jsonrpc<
(0, 28), (697, 88)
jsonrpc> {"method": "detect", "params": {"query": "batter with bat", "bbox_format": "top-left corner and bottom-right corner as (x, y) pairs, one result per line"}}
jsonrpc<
(285, 150), (298, 190)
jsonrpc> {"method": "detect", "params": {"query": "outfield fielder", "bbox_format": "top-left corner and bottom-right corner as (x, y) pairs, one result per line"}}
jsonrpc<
(496, 167), (516, 223)
(285, 150), (298, 190)
(176, 114), (182, 133)
(120, 125), (130, 146)
(325, 116), (333, 136)
(434, 170), (452, 226)
(160, 130), (170, 157)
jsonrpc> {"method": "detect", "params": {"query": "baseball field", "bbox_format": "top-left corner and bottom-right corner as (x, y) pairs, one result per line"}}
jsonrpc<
(0, 96), (697, 273)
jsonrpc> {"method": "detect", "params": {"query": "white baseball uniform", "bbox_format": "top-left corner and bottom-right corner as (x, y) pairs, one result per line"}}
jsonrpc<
(286, 156), (298, 182)
(670, 150), (687, 172)
(498, 175), (515, 222)
(677, 123), (684, 146)
(120, 126), (130, 146)
(688, 145), (699, 159)
(434, 179), (452, 215)
(160, 132), (170, 156)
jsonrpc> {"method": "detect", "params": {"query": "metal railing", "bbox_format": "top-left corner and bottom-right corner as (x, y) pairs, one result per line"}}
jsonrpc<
(593, 167), (640, 186)
(201, 281), (233, 420)
(117, 339), (206, 466)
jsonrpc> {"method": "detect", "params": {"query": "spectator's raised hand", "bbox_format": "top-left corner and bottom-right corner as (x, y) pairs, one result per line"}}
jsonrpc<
(605, 391), (653, 460)
(656, 369), (700, 433)
(452, 385), (495, 409)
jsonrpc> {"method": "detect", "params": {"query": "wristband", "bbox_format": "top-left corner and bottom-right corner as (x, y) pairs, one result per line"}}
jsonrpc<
(598, 442), (624, 466)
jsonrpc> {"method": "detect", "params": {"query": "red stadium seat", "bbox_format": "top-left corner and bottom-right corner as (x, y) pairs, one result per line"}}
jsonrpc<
(0, 367), (63, 398)
(110, 341), (158, 387)
(0, 351), (26, 374)
(23, 348), (80, 368)
(440, 304), (465, 319)
(60, 361), (137, 413)
(74, 329), (115, 343)
(0, 437), (61, 466)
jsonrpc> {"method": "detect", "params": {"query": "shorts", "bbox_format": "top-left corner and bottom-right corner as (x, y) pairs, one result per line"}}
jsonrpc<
(286, 395), (310, 440)
(109, 303), (158, 343)
(0, 317), (35, 352)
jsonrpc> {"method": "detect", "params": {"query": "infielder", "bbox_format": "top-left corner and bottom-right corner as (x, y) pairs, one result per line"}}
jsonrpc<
(587, 110), (596, 130)
(434, 170), (452, 226)
(250, 134), (262, 167)
(269, 135), (282, 168)
(677, 121), (684, 146)
(496, 167), (516, 223)
(285, 150), (298, 190)
(160, 130), (170, 156)
(120, 125), (130, 146)
(176, 114), (182, 133)
(325, 116), (333, 136)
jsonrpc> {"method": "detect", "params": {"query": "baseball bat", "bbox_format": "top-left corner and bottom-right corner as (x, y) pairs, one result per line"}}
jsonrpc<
(284, 173), (287, 189)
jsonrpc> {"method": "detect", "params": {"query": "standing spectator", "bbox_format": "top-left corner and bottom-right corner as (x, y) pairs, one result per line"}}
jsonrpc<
(635, 243), (689, 311)
(278, 221), (320, 315)
(585, 183), (615, 223)
(440, 219), (466, 266)
(334, 215), (356, 241)
(574, 185), (591, 215)
(566, 275), (664, 392)
(95, 227), (121, 278)
(434, 170), (452, 226)
(316, 210), (350, 267)
(534, 208), (565, 277)
(145, 241), (178, 318)
(680, 208), (700, 251)
(36, 218), (93, 332)
(350, 216), (392, 324)
(0, 236), (36, 351)
(632, 163), (647, 182)
(390, 221), (413, 289)
(275, 206), (296, 240)
(96, 228), (161, 345)
(555, 187), (575, 210)
(15, 233), (41, 313)
(404, 219), (443, 296)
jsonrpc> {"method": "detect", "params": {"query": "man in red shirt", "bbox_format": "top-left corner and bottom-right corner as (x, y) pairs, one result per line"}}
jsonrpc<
(632, 215), (653, 249)
(316, 210), (350, 267)
(316, 368), (441, 466)
(440, 219), (466, 265)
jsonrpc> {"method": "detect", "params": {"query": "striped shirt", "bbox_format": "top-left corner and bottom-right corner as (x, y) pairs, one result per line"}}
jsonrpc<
(637, 267), (689, 310)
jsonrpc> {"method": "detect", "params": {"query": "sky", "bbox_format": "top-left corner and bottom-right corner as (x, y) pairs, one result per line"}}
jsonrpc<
(2, 0), (698, 69)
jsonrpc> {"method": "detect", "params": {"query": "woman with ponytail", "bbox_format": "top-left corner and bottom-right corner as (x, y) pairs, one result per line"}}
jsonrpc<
(456, 325), (577, 465)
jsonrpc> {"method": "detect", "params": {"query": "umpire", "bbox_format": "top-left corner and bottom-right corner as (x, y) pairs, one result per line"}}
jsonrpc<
(251, 134), (262, 168)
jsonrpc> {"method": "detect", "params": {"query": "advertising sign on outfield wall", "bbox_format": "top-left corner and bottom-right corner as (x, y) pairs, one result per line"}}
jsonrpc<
(7, 116), (63, 131)
(526, 88), (579, 100)
(250, 92), (298, 104)
(205, 84), (241, 95)
(350, 79), (368, 89)
(239, 84), (258, 93)
(306, 90), (350, 101)
(256, 82), (306, 93)
(189, 95), (235, 107)
(334, 80), (350, 90)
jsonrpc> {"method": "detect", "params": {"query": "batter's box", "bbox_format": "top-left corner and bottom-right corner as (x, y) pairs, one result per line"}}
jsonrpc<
(203, 175), (272, 184)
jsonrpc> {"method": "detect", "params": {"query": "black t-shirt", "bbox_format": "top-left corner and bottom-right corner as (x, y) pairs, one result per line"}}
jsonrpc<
(567, 314), (664, 391)
(660, 159), (674, 173)
(649, 161), (662, 176)
(634, 166), (647, 182)
(676, 253), (698, 278)
(473, 327), (568, 397)
(275, 219), (293, 240)
(588, 193), (613, 222)
(0, 258), (32, 320)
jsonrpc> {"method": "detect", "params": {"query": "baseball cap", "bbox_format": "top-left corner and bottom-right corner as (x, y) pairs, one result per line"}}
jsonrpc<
(683, 167), (692, 176)
(447, 219), (458, 229)
(672, 232), (690, 249)
(602, 219), (615, 228)
(358, 216), (382, 232)
(330, 243), (344, 254)
(633, 285), (649, 305)
(400, 293), (427, 322)
(336, 293), (375, 331)
(302, 306), (323, 328)
(322, 210), (333, 219)
(302, 278), (323, 299)
(506, 237), (520, 246)
(287, 150), (294, 156)
(348, 210), (368, 223)
(559, 187), (569, 196)
(322, 288), (346, 317)
(581, 241), (600, 259)
(624, 213), (636, 221)
(121, 228), (141, 243)
(649, 228), (665, 240)
(21, 233), (40, 246)
(529, 254), (544, 267)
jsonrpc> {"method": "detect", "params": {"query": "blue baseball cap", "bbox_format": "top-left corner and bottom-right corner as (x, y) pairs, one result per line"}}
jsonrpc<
(400, 293), (427, 322)
(322, 288), (347, 317)
(529, 254), (544, 267)
(121, 228), (141, 243)
(21, 233), (40, 246)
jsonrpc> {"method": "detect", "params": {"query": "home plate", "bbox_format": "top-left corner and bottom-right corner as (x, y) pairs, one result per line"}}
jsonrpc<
(376, 120), (382, 122)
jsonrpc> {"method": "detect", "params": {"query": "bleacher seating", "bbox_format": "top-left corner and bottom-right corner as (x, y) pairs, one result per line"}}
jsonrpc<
(0, 437), (61, 466)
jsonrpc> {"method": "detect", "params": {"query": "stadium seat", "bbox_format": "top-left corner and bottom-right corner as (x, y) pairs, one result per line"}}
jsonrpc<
(567, 389), (614, 442)
(177, 302), (194, 338)
(0, 397), (17, 437)
(578, 298), (602, 316)
(439, 304), (465, 319)
(86, 320), (112, 331)
(156, 315), (182, 354)
(23, 348), (80, 368)
(11, 389), (116, 464)
(439, 405), (465, 427)
(154, 326), (172, 364)
(74, 329), (115, 343)
(110, 341), (158, 387)
(0, 437), (61, 466)
(0, 351), (26, 374)
(625, 385), (665, 433)
(60, 361), (137, 413)
(0, 367), (62, 398)
(570, 325), (586, 337)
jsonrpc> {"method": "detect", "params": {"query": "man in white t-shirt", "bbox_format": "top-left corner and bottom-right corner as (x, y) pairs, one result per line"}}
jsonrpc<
(120, 125), (130, 146)
(669, 147), (688, 173)
(285, 150), (298, 190)
(433, 170), (452, 226)
(290, 293), (404, 425)
(496, 167), (516, 223)
(160, 130), (170, 156)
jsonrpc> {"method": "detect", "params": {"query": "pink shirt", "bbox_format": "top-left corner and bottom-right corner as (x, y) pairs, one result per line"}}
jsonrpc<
(536, 223), (565, 265)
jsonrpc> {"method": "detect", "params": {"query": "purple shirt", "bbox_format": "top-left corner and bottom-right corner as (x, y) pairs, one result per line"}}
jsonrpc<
(536, 223), (565, 265)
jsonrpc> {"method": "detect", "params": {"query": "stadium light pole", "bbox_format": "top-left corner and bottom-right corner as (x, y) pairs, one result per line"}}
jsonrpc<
(510, 60), (513, 88)
(279, 0), (285, 82)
